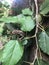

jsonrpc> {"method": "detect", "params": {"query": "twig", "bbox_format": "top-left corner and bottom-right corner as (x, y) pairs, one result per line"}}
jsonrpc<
(23, 61), (32, 65)
(43, 14), (49, 17)
(38, 23), (44, 29)
(31, 0), (39, 65)
(35, 0), (39, 34)
(24, 35), (36, 40)
(38, 26), (44, 31)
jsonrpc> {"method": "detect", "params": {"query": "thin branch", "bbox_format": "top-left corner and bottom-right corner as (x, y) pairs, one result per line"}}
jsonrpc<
(35, 0), (39, 34)
(24, 35), (36, 40)
(38, 23), (44, 29)
(43, 14), (49, 17)
(23, 61), (32, 65)
(38, 26), (44, 31)
(31, 0), (39, 65)
(34, 0), (38, 50)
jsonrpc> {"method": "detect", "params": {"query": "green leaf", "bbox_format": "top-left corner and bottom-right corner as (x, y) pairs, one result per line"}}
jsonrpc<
(40, 0), (49, 14)
(20, 16), (35, 31)
(22, 8), (33, 15)
(34, 59), (49, 65)
(38, 31), (49, 55)
(0, 16), (18, 23)
(2, 40), (24, 65)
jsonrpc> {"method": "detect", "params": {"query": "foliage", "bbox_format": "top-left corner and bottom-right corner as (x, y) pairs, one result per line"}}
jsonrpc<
(2, 40), (24, 65)
(38, 31), (49, 55)
(40, 0), (49, 14)
(0, 0), (49, 65)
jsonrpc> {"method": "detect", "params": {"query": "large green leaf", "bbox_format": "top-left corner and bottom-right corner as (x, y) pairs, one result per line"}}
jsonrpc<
(20, 16), (35, 31)
(38, 31), (49, 55)
(34, 59), (49, 65)
(40, 0), (49, 14)
(2, 40), (24, 65)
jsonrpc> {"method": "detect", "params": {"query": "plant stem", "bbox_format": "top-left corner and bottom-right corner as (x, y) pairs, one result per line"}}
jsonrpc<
(31, 0), (40, 65)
